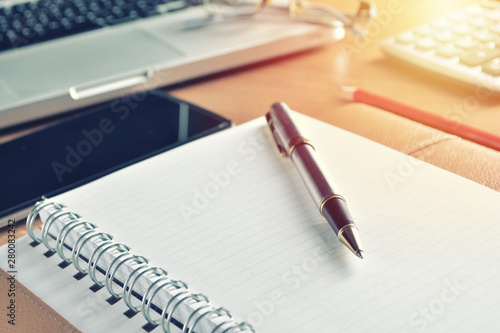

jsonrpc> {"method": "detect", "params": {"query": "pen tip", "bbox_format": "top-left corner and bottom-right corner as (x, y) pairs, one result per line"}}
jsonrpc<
(356, 250), (364, 259)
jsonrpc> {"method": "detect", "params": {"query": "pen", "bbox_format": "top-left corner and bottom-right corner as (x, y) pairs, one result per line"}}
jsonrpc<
(340, 86), (500, 152)
(266, 102), (364, 259)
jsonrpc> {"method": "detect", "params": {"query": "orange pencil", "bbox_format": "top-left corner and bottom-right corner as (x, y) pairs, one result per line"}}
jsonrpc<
(340, 86), (500, 152)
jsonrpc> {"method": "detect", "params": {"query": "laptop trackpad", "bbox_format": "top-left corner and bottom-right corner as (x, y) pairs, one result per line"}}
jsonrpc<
(0, 28), (182, 97)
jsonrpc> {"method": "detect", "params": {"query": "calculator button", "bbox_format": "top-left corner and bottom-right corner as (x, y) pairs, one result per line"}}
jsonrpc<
(482, 1), (500, 10)
(460, 48), (500, 66)
(431, 18), (449, 29)
(490, 24), (500, 34)
(413, 24), (434, 37)
(473, 30), (497, 43)
(395, 31), (415, 44)
(450, 23), (475, 36)
(468, 17), (488, 29)
(484, 9), (500, 22)
(464, 5), (483, 17)
(436, 44), (463, 58)
(416, 37), (439, 51)
(448, 11), (467, 22)
(455, 37), (480, 50)
(434, 30), (456, 43)
(482, 58), (500, 76)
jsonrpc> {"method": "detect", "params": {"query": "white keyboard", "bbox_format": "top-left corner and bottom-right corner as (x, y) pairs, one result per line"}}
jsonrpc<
(381, 1), (500, 91)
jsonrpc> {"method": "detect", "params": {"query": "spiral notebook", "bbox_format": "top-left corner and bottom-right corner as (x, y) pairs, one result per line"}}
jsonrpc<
(2, 111), (500, 333)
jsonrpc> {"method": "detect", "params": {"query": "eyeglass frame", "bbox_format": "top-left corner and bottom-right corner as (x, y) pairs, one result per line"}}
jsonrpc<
(196, 0), (377, 36)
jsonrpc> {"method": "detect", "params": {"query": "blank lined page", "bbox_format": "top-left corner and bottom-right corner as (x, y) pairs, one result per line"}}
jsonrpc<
(48, 112), (500, 332)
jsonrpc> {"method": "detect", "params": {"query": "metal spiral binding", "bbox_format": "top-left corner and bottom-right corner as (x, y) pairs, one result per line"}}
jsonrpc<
(142, 278), (187, 325)
(123, 266), (167, 312)
(162, 293), (208, 333)
(26, 198), (255, 333)
(89, 243), (130, 287)
(57, 220), (96, 263)
(26, 198), (64, 243)
(42, 211), (80, 252)
(72, 230), (113, 274)
(106, 254), (149, 299)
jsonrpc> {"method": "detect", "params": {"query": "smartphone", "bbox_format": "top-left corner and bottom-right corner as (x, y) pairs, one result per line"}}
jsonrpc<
(0, 90), (232, 226)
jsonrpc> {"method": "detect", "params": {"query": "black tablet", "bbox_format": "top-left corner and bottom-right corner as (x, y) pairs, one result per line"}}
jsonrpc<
(0, 90), (232, 225)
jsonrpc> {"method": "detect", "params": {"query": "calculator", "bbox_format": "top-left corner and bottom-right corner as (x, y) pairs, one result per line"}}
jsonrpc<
(381, 1), (500, 91)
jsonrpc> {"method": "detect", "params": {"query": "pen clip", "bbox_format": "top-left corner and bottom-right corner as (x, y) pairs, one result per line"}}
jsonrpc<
(266, 112), (288, 157)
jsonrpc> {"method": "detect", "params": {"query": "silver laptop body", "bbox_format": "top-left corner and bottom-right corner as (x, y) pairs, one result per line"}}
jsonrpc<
(0, 0), (343, 128)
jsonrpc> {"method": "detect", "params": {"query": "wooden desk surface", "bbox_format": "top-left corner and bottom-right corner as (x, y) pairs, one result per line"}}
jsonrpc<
(1, 0), (498, 244)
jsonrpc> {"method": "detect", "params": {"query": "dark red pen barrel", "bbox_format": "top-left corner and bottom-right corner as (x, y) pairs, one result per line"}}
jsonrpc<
(290, 144), (338, 204)
(321, 197), (355, 235)
(291, 144), (355, 235)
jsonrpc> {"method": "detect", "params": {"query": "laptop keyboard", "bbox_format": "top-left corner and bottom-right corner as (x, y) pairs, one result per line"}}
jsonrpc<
(0, 0), (194, 53)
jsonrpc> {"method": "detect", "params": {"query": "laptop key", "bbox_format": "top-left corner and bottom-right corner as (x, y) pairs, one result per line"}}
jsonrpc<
(106, 15), (136, 26)
(0, 33), (10, 51)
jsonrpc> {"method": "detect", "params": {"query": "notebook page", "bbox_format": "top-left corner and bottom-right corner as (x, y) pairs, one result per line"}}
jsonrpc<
(45, 112), (500, 332)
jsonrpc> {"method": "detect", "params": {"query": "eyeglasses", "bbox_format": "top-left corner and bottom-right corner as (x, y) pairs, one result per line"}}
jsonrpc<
(198, 0), (377, 36)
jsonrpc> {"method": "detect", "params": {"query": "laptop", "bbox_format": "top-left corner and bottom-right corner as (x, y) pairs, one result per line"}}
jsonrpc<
(0, 0), (344, 129)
